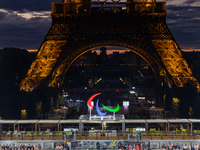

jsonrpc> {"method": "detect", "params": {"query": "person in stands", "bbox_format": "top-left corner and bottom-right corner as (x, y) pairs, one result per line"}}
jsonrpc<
(121, 144), (125, 150)
(56, 143), (60, 150)
(125, 144), (128, 149)
(60, 144), (63, 150)
(2, 144), (5, 150)
(187, 144), (191, 150)
(166, 144), (169, 150)
(16, 145), (19, 150)
(136, 144), (140, 150)
(27, 144), (31, 150)
(180, 144), (184, 150)
(194, 144), (198, 150)
(175, 143), (180, 150)
(96, 142), (100, 150)
(133, 144), (136, 150)
(67, 140), (71, 150)
(140, 144), (143, 150)
(162, 144), (166, 150)
(169, 144), (172, 150)
(12, 144), (16, 150)
(38, 144), (41, 150)
(129, 144), (133, 150)
(111, 140), (116, 149)
(64, 139), (67, 148)
(34, 145), (38, 150)
(118, 143), (122, 150)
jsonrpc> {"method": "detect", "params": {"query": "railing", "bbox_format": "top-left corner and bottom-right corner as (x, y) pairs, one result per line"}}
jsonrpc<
(51, 1), (166, 14)
(0, 131), (66, 141)
(0, 131), (128, 141)
(76, 131), (128, 140)
(140, 131), (200, 140)
(2, 130), (200, 141)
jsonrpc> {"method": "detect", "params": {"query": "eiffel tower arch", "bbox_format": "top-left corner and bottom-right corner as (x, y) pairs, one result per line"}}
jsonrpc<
(20, 0), (199, 92)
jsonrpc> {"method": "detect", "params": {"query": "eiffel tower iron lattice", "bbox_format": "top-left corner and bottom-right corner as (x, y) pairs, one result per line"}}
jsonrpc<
(20, 0), (200, 92)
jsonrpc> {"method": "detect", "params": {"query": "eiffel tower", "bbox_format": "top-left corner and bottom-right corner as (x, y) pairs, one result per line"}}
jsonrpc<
(20, 0), (199, 92)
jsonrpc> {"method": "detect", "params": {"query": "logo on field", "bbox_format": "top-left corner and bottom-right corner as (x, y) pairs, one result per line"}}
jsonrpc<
(87, 93), (120, 116)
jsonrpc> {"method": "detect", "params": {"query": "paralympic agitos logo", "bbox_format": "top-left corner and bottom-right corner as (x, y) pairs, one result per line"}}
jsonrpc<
(87, 93), (120, 116)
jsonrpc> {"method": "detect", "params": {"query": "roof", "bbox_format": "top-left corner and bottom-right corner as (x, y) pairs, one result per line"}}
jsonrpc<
(0, 120), (17, 124)
(16, 120), (38, 124)
(125, 119), (146, 123)
(167, 119), (189, 123)
(59, 120), (80, 124)
(188, 119), (200, 123)
(104, 120), (124, 123)
(146, 119), (168, 123)
(37, 120), (60, 124)
(0, 119), (198, 124)
(81, 120), (102, 123)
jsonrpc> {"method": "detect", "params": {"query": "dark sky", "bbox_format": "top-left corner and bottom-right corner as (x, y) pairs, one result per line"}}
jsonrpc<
(0, 0), (199, 50)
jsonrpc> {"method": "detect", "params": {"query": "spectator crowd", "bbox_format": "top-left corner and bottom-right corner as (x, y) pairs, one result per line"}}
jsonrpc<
(56, 140), (71, 150)
(0, 144), (41, 150)
(161, 143), (200, 150)
(117, 143), (147, 150)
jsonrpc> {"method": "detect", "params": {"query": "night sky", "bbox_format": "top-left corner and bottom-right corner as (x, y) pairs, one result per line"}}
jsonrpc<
(0, 0), (200, 50)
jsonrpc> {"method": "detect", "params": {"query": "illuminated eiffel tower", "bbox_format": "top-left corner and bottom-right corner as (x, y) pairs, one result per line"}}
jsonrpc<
(20, 0), (199, 92)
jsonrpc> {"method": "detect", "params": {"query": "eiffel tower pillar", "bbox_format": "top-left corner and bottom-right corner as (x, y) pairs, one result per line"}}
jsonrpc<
(142, 13), (199, 89)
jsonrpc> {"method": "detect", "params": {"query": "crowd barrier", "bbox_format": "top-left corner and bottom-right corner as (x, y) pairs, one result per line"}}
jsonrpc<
(1, 131), (200, 141)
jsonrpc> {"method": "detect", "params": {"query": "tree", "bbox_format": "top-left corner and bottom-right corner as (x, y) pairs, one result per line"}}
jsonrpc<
(0, 48), (63, 119)
(170, 83), (197, 118)
(191, 93), (200, 118)
(154, 86), (165, 107)
(0, 48), (34, 119)
(33, 85), (51, 119)
(164, 88), (172, 111)
(33, 85), (63, 119)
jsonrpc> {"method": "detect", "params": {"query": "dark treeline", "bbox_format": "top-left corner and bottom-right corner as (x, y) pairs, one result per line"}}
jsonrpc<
(154, 82), (200, 118)
(0, 48), (62, 119)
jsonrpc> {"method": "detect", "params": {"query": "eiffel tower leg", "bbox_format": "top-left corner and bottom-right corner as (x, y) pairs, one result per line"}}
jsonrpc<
(20, 20), (70, 91)
(148, 20), (200, 89)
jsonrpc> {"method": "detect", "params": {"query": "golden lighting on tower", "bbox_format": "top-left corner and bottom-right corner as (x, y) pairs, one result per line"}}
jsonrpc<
(20, 0), (200, 92)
